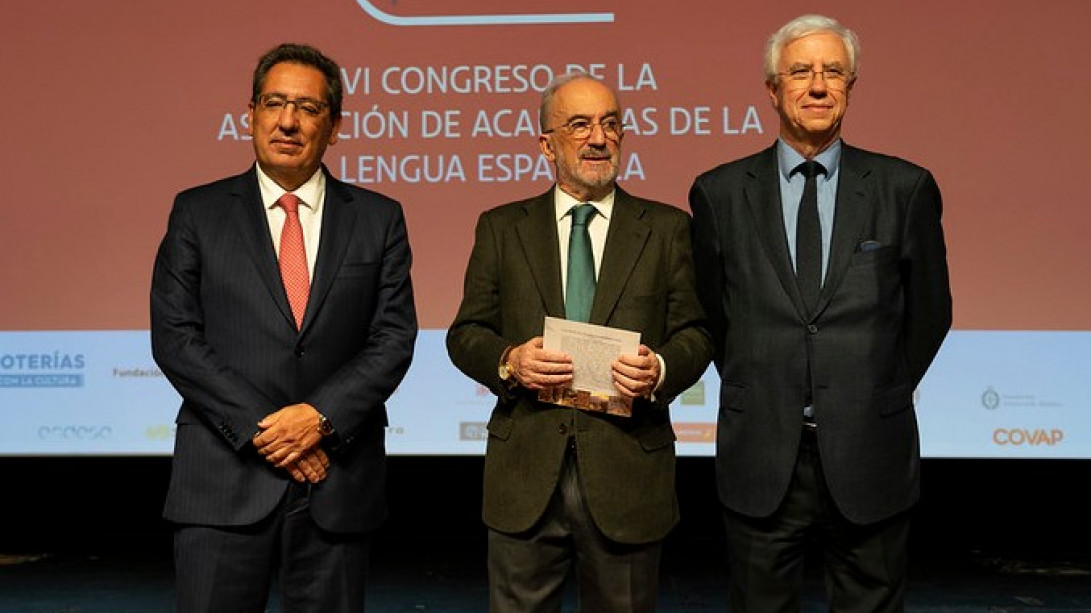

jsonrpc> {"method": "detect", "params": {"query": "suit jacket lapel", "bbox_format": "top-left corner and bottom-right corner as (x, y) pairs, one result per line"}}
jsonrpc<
(515, 191), (565, 318)
(820, 144), (870, 313)
(746, 147), (809, 318)
(231, 168), (297, 329)
(591, 188), (649, 325)
(305, 170), (357, 335)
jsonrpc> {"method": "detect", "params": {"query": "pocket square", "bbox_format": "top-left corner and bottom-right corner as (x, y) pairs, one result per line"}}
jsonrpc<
(856, 240), (883, 253)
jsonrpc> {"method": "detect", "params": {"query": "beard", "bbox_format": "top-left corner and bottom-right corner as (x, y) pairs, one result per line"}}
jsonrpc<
(557, 146), (619, 195)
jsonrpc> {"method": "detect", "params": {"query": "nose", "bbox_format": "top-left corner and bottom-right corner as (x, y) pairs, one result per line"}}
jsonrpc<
(808, 71), (829, 96)
(276, 104), (301, 130)
(586, 122), (608, 145)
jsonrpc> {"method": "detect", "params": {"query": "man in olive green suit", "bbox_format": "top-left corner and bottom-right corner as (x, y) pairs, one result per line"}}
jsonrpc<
(446, 73), (712, 613)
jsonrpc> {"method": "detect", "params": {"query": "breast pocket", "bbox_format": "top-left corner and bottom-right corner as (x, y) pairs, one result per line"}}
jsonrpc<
(610, 290), (666, 334)
(850, 244), (898, 267)
(337, 261), (380, 280)
(845, 245), (901, 306)
(327, 261), (382, 319)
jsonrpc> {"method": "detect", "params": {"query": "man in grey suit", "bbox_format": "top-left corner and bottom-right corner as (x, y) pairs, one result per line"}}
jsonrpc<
(151, 43), (417, 613)
(447, 73), (712, 613)
(689, 14), (952, 613)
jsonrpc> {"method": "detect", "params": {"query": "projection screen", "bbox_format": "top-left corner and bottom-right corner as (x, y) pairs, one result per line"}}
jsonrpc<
(1, 0), (1088, 458)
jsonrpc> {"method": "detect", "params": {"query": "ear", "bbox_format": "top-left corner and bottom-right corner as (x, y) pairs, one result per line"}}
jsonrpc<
(765, 80), (779, 108)
(246, 104), (255, 138)
(328, 115), (342, 146)
(538, 134), (555, 161)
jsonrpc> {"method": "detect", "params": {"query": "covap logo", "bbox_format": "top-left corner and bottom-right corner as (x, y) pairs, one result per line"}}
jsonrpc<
(993, 428), (1064, 447)
(354, 0), (614, 26)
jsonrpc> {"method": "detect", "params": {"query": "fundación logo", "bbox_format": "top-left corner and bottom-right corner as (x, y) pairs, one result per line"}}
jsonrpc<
(981, 386), (1000, 410)
(0, 351), (85, 388)
(353, 0), (614, 27)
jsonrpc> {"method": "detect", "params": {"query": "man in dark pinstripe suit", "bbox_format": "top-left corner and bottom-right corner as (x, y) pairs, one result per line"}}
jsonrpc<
(150, 43), (417, 613)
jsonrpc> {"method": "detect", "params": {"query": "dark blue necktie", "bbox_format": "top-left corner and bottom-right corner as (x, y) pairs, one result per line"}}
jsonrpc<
(794, 160), (825, 315)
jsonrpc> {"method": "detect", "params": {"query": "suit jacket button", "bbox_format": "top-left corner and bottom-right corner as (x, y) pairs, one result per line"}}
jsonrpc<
(294, 347), (305, 357)
(558, 424), (568, 436)
(807, 324), (818, 334)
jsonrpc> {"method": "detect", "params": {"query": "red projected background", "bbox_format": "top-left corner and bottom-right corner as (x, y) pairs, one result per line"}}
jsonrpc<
(2, 0), (1088, 333)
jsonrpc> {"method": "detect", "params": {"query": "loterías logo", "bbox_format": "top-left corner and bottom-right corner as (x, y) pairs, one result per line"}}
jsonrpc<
(353, 0), (614, 26)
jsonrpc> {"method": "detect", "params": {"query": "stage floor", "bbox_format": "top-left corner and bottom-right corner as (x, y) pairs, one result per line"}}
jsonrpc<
(4, 457), (1089, 611)
(2, 536), (1088, 612)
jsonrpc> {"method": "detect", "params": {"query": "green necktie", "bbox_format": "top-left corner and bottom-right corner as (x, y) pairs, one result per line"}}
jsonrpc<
(565, 204), (597, 323)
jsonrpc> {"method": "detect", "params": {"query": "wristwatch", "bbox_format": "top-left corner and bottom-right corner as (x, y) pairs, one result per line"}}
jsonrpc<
(498, 346), (515, 383)
(317, 414), (335, 437)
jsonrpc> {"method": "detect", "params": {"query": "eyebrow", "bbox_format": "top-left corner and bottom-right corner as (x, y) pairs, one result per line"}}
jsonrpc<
(786, 62), (846, 70)
(563, 110), (621, 121)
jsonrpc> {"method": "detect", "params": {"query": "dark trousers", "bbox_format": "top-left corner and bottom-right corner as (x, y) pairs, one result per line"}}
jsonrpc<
(722, 428), (911, 613)
(174, 482), (371, 613)
(487, 446), (663, 613)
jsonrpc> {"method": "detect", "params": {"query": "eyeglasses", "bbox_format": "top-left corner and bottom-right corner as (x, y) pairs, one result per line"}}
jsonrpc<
(543, 117), (624, 141)
(778, 66), (852, 89)
(254, 93), (329, 118)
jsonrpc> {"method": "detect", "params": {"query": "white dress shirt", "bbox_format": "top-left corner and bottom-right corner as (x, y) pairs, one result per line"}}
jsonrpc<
(256, 164), (325, 279)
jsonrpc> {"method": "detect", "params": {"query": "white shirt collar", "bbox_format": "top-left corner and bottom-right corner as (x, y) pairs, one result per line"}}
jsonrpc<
(552, 186), (615, 222)
(255, 164), (326, 213)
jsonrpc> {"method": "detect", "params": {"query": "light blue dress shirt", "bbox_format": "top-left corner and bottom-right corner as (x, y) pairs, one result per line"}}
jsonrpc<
(777, 138), (842, 285)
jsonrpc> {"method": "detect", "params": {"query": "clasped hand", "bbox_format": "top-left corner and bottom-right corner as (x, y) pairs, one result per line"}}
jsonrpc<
(252, 403), (330, 484)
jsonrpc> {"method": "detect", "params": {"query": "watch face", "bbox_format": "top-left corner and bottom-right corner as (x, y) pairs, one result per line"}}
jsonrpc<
(319, 417), (334, 436)
(499, 347), (515, 381)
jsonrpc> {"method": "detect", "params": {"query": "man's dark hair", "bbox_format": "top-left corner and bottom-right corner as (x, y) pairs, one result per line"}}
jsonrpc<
(251, 43), (343, 120)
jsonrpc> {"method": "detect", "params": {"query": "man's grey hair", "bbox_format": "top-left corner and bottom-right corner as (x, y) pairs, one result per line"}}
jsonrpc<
(764, 14), (861, 84)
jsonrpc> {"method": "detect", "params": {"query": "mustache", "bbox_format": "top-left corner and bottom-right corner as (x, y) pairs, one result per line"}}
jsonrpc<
(578, 145), (613, 159)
